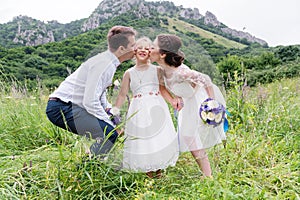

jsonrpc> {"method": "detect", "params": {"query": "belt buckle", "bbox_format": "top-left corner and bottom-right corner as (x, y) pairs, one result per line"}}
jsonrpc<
(49, 97), (59, 101)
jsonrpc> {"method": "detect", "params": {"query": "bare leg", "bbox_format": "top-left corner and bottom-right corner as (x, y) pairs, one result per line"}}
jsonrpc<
(191, 149), (212, 178)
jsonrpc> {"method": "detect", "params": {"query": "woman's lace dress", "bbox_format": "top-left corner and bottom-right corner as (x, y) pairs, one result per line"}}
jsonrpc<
(164, 64), (226, 152)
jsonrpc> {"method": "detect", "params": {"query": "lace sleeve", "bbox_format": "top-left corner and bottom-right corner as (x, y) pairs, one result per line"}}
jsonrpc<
(177, 66), (212, 88)
(156, 65), (165, 86)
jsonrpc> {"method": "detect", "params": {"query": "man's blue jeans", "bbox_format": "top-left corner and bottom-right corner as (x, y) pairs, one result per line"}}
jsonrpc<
(46, 98), (118, 155)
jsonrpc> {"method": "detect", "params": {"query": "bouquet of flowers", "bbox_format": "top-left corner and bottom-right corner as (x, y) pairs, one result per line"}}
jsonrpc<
(199, 98), (226, 127)
(106, 107), (121, 126)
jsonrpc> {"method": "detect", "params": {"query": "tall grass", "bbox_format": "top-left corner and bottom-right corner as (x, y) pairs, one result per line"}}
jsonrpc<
(0, 75), (299, 199)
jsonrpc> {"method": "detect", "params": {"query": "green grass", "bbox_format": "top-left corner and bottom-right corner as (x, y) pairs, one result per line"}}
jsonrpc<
(166, 17), (247, 49)
(0, 77), (299, 199)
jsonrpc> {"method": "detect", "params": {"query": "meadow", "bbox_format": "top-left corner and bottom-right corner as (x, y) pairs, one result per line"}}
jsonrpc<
(0, 76), (299, 199)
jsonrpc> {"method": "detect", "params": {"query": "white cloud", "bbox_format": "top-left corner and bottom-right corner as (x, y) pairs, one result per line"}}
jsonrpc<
(0, 0), (99, 23)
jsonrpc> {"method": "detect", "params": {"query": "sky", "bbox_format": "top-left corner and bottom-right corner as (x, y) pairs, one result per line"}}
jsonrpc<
(0, 0), (299, 47)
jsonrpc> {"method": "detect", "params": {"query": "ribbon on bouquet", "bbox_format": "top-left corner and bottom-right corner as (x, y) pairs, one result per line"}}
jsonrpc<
(223, 110), (230, 133)
(174, 106), (181, 153)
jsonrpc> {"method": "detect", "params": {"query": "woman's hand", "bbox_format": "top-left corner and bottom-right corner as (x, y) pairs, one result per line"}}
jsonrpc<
(171, 97), (184, 111)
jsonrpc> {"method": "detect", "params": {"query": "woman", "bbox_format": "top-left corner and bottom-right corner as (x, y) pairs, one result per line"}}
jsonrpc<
(149, 34), (226, 178)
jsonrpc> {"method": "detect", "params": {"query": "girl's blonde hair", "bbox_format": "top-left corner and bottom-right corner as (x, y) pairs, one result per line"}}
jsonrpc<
(134, 36), (152, 48)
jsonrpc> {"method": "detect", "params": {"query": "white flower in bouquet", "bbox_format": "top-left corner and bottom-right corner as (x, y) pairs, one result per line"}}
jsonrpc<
(207, 112), (215, 121)
(114, 79), (120, 87)
(207, 99), (219, 109)
(111, 106), (120, 116)
(215, 113), (223, 123)
(201, 111), (207, 121)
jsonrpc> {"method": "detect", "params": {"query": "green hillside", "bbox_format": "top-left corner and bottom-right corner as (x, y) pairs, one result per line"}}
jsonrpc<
(0, 14), (231, 88)
(0, 12), (299, 90)
(165, 17), (247, 49)
(0, 0), (265, 49)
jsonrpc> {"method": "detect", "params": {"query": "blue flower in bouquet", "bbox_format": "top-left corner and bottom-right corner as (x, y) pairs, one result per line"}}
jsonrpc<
(199, 98), (226, 127)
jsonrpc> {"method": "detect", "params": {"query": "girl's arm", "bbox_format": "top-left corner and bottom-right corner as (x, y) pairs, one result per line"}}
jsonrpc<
(113, 70), (130, 114)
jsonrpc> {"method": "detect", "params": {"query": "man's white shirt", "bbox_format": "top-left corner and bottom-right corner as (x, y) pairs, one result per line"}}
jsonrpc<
(50, 50), (120, 125)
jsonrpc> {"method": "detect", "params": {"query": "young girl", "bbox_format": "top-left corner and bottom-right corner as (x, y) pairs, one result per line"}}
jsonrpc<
(113, 37), (179, 178)
(149, 34), (226, 178)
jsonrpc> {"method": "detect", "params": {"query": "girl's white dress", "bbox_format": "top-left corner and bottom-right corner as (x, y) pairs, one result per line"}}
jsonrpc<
(123, 64), (179, 172)
(164, 64), (226, 152)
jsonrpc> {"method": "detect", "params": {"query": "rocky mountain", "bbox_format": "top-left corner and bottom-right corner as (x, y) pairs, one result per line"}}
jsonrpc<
(0, 0), (267, 48)
(11, 16), (56, 46)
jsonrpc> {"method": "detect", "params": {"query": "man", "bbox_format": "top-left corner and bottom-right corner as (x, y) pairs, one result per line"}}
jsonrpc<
(46, 25), (137, 156)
